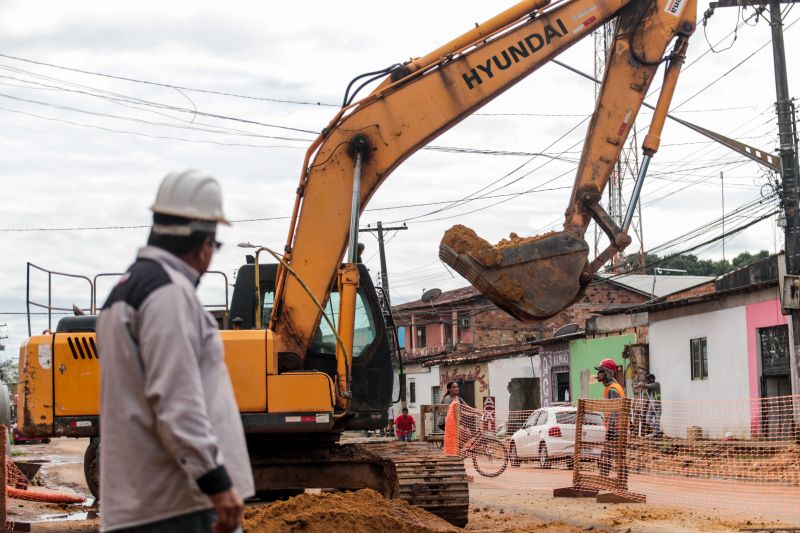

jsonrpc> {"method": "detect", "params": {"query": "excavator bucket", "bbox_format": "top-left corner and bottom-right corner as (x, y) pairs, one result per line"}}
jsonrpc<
(439, 225), (591, 321)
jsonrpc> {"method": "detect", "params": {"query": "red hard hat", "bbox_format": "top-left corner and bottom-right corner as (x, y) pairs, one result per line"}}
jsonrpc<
(594, 358), (617, 372)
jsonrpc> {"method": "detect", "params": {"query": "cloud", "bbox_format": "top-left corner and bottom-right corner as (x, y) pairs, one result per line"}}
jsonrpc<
(0, 0), (795, 355)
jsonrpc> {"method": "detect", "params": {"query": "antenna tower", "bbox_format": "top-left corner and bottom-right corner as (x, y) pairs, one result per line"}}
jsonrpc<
(592, 23), (646, 272)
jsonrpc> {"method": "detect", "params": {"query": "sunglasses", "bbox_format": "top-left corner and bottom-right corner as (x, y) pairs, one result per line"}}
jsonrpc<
(208, 238), (223, 251)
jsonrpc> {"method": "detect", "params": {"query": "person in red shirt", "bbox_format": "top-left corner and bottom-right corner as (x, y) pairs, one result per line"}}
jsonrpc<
(394, 408), (416, 442)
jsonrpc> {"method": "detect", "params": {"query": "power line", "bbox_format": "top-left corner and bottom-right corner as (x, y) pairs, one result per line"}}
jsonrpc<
(0, 185), (574, 232)
(0, 53), (338, 107)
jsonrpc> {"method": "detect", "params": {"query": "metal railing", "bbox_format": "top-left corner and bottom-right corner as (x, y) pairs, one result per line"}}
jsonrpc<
(27, 263), (230, 336)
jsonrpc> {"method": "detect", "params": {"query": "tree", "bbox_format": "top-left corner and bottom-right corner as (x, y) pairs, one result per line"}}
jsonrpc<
(0, 358), (18, 387)
(620, 250), (771, 276)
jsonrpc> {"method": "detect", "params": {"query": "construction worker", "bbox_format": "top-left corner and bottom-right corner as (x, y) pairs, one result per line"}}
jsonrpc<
(594, 358), (624, 476)
(636, 373), (662, 438)
(97, 170), (254, 533)
(595, 358), (625, 399)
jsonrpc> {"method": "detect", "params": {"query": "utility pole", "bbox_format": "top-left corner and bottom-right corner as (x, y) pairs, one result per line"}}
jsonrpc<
(358, 221), (408, 306)
(708, 0), (800, 392)
(721, 171), (726, 265)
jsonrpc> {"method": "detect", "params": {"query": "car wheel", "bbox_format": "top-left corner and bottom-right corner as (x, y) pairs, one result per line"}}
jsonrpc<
(509, 442), (521, 467)
(538, 443), (550, 469)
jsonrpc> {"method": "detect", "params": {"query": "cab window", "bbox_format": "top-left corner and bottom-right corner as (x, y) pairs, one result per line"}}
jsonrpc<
(310, 291), (377, 358)
(261, 290), (275, 328)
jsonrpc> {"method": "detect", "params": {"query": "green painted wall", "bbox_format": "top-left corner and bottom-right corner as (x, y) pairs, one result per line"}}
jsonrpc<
(569, 334), (636, 399)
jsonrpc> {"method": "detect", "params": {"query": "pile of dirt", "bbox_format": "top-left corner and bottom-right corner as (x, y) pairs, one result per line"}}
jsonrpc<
(243, 489), (458, 533)
(495, 230), (556, 249)
(440, 225), (501, 266)
(628, 441), (800, 484)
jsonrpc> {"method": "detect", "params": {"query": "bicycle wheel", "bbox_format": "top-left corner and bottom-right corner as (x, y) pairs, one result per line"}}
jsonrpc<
(471, 436), (508, 478)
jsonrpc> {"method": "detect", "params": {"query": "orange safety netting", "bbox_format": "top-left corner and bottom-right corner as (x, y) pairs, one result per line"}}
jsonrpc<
(443, 401), (459, 456)
(432, 395), (800, 522)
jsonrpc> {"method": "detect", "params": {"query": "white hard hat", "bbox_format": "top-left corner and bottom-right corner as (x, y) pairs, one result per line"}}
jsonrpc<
(151, 170), (230, 225)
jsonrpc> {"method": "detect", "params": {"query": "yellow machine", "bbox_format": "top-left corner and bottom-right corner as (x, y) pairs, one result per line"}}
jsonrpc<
(18, 0), (696, 525)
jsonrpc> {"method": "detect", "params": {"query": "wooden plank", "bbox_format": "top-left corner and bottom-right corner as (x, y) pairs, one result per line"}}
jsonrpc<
(596, 490), (646, 504)
(553, 487), (599, 498)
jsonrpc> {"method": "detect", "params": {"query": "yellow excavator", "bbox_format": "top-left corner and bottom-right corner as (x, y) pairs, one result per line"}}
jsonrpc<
(18, 0), (696, 525)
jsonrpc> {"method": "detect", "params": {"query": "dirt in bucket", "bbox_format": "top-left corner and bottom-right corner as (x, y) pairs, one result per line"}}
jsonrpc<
(243, 489), (458, 533)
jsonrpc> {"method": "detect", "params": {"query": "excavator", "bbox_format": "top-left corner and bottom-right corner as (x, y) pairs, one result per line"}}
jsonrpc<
(18, 0), (696, 526)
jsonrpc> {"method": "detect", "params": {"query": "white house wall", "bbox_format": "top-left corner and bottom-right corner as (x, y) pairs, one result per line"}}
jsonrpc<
(487, 354), (540, 425)
(649, 306), (750, 438)
(402, 364), (441, 431)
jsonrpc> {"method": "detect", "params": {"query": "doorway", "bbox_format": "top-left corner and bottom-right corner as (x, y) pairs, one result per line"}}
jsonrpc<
(758, 325), (794, 439)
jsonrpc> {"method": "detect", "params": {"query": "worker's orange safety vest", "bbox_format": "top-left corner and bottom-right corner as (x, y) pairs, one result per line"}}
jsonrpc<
(603, 381), (625, 399)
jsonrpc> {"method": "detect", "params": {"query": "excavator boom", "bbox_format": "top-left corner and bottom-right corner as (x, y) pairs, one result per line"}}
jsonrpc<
(441, 0), (696, 320)
(273, 0), (697, 362)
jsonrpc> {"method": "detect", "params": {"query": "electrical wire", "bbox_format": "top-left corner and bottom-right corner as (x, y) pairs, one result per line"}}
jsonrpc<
(0, 53), (338, 107)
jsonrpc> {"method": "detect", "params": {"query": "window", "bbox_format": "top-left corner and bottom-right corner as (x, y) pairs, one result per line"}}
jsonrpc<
(555, 411), (577, 424)
(585, 412), (605, 426)
(409, 381), (416, 404)
(690, 337), (708, 380)
(758, 325), (790, 376)
(396, 326), (406, 349)
(415, 325), (426, 348)
(310, 291), (377, 358)
(261, 290), (275, 328)
(554, 370), (570, 402)
(524, 411), (540, 428)
(431, 385), (441, 405)
(535, 411), (548, 426)
(444, 322), (453, 348)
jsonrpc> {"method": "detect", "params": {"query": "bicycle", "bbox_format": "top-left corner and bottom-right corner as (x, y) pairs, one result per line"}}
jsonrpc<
(429, 407), (508, 477)
(461, 424), (509, 477)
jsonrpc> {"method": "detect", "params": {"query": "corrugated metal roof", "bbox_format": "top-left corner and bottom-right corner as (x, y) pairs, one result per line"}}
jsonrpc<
(597, 273), (714, 298)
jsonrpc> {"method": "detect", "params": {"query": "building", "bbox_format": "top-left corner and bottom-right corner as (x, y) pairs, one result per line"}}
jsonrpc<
(392, 276), (657, 424)
(590, 255), (796, 439)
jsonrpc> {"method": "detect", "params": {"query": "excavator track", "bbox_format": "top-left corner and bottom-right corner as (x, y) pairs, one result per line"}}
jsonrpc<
(364, 441), (470, 527)
(248, 439), (469, 528)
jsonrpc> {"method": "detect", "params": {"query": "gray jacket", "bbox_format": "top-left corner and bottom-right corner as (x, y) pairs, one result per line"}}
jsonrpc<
(97, 246), (254, 531)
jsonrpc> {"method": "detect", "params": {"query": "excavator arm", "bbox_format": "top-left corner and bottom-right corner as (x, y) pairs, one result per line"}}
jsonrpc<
(272, 0), (696, 364)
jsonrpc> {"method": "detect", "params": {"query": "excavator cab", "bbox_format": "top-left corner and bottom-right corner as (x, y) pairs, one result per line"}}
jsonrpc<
(229, 262), (396, 430)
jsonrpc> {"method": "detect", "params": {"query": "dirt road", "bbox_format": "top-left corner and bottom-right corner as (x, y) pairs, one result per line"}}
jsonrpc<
(466, 462), (800, 532)
(9, 438), (97, 531)
(8, 438), (799, 532)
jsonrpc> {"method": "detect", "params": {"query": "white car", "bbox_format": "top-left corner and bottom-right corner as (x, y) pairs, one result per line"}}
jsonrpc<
(508, 406), (606, 468)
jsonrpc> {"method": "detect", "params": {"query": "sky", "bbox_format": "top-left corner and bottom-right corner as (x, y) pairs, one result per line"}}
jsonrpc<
(0, 0), (797, 358)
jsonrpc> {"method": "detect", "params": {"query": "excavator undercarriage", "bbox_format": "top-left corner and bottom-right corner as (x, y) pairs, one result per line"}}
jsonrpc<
(248, 440), (469, 527)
